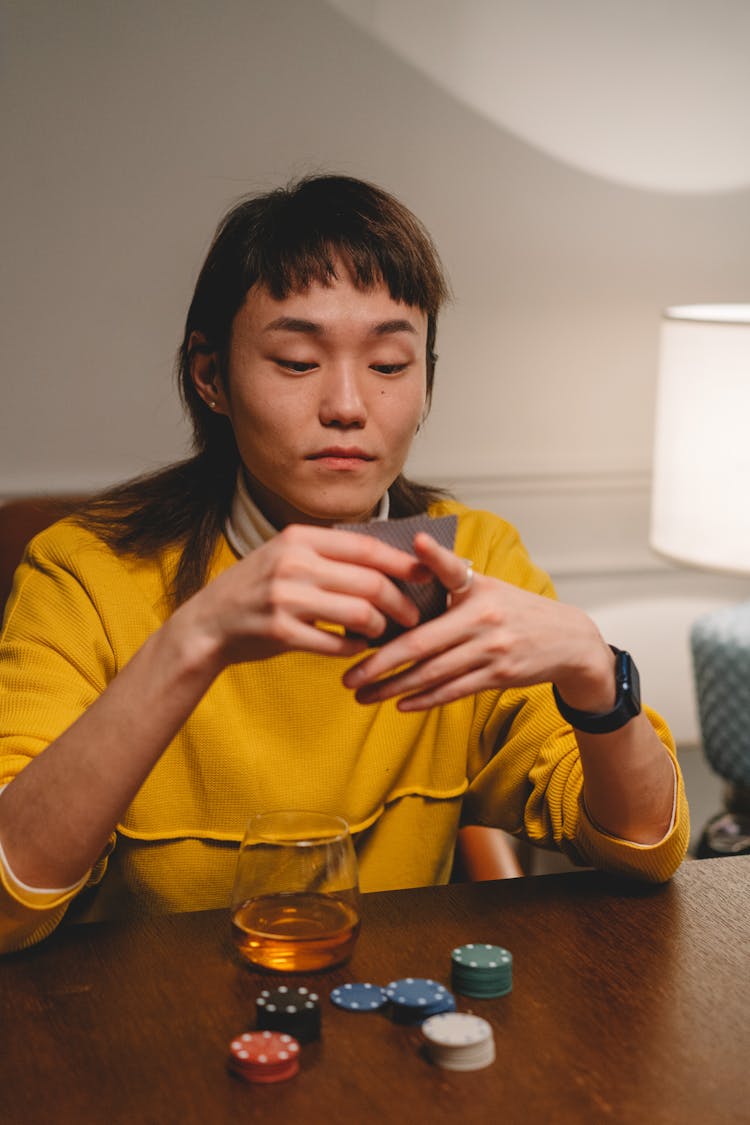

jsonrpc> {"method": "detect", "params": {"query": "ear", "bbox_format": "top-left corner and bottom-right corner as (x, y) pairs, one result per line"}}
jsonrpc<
(188, 331), (229, 415)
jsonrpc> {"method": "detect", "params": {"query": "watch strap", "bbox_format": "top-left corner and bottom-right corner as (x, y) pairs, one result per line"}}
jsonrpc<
(552, 646), (641, 734)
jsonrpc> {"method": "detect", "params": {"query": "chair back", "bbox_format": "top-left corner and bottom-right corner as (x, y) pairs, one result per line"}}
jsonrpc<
(0, 496), (84, 612)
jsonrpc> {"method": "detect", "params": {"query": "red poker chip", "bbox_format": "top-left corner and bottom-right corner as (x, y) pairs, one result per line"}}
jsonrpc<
(228, 1031), (301, 1085)
(229, 1031), (300, 1062)
(229, 1058), (300, 1084)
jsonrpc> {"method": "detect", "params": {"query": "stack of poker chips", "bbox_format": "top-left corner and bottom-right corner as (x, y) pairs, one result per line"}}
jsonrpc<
(227, 1031), (300, 1084)
(384, 977), (457, 1025)
(330, 982), (388, 1012)
(421, 1012), (496, 1072)
(256, 985), (322, 1044)
(451, 943), (513, 999)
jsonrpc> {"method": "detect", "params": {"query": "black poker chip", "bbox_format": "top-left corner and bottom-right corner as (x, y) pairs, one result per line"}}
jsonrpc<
(256, 985), (321, 1044)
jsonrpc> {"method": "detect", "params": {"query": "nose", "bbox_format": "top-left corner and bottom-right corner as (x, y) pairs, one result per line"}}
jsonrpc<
(318, 363), (367, 429)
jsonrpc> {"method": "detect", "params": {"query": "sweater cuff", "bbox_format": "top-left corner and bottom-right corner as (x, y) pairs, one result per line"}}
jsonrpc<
(582, 756), (678, 846)
(0, 832), (89, 906)
(0, 850), (89, 955)
(575, 755), (690, 883)
(0, 784), (90, 904)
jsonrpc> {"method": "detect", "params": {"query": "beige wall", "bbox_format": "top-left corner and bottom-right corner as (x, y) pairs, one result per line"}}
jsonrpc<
(3, 0), (750, 745)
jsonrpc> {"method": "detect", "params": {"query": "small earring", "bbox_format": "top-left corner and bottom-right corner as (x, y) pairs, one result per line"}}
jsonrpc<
(208, 400), (217, 409)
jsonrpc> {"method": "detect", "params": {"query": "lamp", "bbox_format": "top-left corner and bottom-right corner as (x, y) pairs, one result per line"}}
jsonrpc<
(651, 304), (750, 856)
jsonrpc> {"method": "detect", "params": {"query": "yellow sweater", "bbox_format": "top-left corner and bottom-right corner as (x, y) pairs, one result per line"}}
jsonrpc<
(0, 501), (689, 952)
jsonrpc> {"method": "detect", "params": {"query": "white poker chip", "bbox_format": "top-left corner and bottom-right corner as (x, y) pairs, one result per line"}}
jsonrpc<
(422, 1012), (493, 1046)
(421, 1012), (496, 1072)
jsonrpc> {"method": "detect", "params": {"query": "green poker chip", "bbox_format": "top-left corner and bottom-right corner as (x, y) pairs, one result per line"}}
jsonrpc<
(452, 943), (511, 970)
(451, 943), (513, 999)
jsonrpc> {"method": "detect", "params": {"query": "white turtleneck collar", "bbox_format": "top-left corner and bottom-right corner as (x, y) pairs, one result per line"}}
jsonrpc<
(225, 469), (390, 557)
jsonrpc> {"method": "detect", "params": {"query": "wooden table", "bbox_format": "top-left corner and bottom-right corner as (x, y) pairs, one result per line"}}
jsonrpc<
(2, 857), (748, 1125)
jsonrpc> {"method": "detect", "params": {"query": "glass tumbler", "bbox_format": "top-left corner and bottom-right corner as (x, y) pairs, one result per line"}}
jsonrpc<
(230, 810), (361, 972)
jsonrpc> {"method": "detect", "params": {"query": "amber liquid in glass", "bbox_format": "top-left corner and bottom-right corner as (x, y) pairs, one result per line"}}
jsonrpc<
(231, 891), (361, 972)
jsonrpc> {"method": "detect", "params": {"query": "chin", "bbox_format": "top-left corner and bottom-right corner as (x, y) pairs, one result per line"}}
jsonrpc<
(300, 501), (379, 526)
(311, 508), (374, 526)
(294, 489), (384, 526)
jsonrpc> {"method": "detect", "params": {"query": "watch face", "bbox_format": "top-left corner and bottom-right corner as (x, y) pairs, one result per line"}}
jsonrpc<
(617, 650), (641, 715)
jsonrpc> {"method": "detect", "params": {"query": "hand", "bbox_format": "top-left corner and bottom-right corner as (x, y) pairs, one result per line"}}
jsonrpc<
(181, 523), (431, 668)
(342, 532), (614, 711)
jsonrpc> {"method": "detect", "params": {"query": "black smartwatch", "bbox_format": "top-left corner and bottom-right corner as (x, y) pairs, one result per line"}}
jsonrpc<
(552, 646), (641, 734)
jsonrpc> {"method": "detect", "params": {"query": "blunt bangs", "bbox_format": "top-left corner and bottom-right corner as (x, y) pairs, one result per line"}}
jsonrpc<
(188, 176), (448, 350)
(248, 181), (447, 317)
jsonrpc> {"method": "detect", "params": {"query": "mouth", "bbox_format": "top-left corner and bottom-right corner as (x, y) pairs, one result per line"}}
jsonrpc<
(307, 447), (375, 468)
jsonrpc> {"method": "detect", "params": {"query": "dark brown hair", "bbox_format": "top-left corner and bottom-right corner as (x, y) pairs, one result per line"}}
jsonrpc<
(76, 174), (451, 606)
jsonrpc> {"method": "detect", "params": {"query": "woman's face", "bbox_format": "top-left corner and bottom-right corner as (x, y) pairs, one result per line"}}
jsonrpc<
(204, 267), (428, 527)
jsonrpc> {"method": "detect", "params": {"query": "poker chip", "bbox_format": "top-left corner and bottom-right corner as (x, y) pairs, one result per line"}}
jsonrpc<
(451, 943), (513, 999)
(330, 982), (388, 1012)
(421, 1012), (496, 1072)
(385, 978), (457, 1024)
(228, 1030), (300, 1084)
(256, 985), (321, 1044)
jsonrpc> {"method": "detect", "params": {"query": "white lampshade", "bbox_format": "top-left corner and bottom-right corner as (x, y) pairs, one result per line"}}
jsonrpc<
(651, 304), (750, 574)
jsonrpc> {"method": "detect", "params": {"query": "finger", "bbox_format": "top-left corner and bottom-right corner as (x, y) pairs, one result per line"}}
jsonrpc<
(412, 532), (474, 595)
(309, 557), (422, 631)
(277, 526), (431, 629)
(395, 667), (495, 711)
(316, 594), (392, 641)
(343, 605), (475, 689)
(353, 639), (485, 704)
(299, 627), (370, 658)
(285, 524), (433, 583)
(266, 615), (372, 658)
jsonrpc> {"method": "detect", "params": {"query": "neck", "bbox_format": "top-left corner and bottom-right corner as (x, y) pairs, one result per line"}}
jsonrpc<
(225, 469), (390, 557)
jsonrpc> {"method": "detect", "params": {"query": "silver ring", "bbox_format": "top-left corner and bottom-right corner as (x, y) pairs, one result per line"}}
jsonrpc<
(452, 559), (474, 596)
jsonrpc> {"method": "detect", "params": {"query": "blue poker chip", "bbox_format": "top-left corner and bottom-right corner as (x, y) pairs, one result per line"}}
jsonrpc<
(384, 978), (456, 1022)
(391, 991), (456, 1025)
(385, 978), (449, 1007)
(329, 982), (388, 1012)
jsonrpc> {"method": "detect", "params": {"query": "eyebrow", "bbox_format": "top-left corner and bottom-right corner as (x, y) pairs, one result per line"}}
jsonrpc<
(262, 316), (418, 336)
(372, 319), (418, 337)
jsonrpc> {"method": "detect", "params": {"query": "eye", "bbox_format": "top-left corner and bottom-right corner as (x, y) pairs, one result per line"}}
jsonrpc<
(276, 359), (317, 373)
(371, 362), (409, 375)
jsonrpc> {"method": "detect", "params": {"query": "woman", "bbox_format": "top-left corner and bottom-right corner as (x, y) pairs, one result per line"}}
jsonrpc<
(0, 175), (687, 952)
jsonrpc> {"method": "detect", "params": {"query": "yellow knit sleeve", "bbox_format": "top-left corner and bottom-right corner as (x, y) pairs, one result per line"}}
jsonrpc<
(0, 525), (119, 950)
(442, 502), (690, 883)
(464, 685), (689, 883)
(0, 525), (117, 782)
(0, 841), (112, 954)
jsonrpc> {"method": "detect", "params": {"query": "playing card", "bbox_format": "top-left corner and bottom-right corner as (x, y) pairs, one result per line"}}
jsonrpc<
(337, 513), (458, 645)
